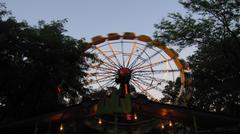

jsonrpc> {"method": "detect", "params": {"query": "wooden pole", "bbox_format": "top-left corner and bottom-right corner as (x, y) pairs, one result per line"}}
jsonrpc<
(193, 116), (198, 134)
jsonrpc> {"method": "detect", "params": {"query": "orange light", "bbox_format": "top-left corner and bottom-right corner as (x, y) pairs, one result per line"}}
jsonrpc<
(124, 84), (128, 95)
(160, 123), (164, 129)
(169, 121), (173, 127)
(126, 113), (131, 121)
(134, 113), (138, 120)
(59, 123), (64, 131)
(98, 118), (102, 125)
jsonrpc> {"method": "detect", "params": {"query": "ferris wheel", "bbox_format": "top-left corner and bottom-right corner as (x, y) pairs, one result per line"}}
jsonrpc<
(84, 32), (192, 104)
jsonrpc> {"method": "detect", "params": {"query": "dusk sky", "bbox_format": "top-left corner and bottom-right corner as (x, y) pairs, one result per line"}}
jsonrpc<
(3, 0), (194, 58)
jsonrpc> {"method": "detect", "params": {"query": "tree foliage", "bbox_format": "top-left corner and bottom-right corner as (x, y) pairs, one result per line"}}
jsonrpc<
(154, 0), (240, 49)
(160, 78), (181, 104)
(155, 0), (240, 115)
(0, 4), (93, 120)
(189, 37), (240, 113)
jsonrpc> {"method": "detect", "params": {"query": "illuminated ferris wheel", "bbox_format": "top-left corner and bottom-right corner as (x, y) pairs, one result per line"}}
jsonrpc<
(85, 32), (192, 103)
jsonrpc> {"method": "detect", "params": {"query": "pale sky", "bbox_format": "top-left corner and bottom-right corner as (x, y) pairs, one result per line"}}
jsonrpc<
(3, 0), (186, 40)
(3, 0), (194, 58)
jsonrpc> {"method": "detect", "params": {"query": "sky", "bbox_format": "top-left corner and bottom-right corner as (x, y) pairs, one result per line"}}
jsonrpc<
(3, 0), (194, 58)
(3, 0), (186, 40)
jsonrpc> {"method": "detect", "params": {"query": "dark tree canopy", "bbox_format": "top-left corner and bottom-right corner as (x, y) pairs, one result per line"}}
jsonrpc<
(154, 0), (240, 49)
(155, 0), (240, 115)
(189, 37), (240, 113)
(160, 78), (181, 104)
(0, 4), (93, 121)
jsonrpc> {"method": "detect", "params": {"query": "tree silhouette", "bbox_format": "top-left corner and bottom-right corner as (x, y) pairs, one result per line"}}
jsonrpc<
(155, 0), (240, 115)
(0, 3), (94, 121)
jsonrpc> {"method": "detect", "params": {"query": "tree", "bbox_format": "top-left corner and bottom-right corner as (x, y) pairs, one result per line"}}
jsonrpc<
(160, 78), (181, 104)
(0, 3), (94, 121)
(154, 0), (240, 114)
(154, 0), (240, 49)
(188, 38), (240, 113)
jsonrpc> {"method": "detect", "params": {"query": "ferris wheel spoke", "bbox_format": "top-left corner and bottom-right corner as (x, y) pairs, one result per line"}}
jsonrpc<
(108, 43), (122, 66)
(91, 60), (113, 69)
(133, 69), (180, 75)
(131, 80), (154, 98)
(88, 72), (116, 78)
(92, 59), (118, 71)
(98, 79), (116, 89)
(132, 58), (173, 71)
(133, 78), (168, 92)
(88, 75), (114, 84)
(95, 46), (120, 69)
(132, 77), (153, 88)
(132, 74), (171, 84)
(96, 75), (114, 81)
(128, 45), (149, 68)
(131, 80), (145, 91)
(130, 50), (162, 70)
(88, 72), (116, 76)
(121, 40), (125, 67)
(91, 78), (114, 85)
(95, 68), (116, 73)
(144, 85), (164, 92)
(90, 65), (116, 72)
(126, 43), (137, 67)
(132, 76), (165, 91)
(88, 75), (114, 80)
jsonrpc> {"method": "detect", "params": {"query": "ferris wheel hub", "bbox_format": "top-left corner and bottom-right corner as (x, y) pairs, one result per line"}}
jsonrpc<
(118, 67), (131, 78)
(115, 67), (132, 84)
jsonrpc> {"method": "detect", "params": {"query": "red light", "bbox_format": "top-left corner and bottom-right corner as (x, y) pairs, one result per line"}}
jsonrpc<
(124, 84), (129, 95)
(56, 86), (63, 93)
(126, 113), (131, 121)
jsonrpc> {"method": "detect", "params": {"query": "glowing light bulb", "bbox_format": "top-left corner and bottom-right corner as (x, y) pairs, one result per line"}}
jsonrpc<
(160, 123), (164, 129)
(169, 121), (173, 127)
(134, 113), (138, 120)
(98, 118), (102, 125)
(59, 123), (64, 131)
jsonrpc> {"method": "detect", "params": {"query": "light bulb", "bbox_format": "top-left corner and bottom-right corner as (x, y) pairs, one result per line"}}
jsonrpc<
(161, 123), (164, 129)
(98, 118), (102, 125)
(59, 123), (64, 131)
(134, 113), (138, 120)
